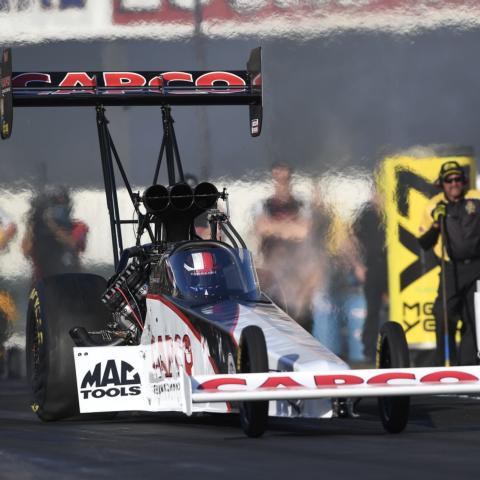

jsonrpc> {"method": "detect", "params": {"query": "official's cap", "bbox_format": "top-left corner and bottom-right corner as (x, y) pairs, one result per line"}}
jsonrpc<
(437, 161), (464, 183)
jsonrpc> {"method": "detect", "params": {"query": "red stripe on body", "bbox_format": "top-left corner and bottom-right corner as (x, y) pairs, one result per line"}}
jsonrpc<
(147, 293), (221, 375)
(148, 293), (202, 341)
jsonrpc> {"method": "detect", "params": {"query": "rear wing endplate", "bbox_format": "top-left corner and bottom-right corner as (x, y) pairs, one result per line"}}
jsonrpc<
(0, 46), (262, 138)
(0, 48), (12, 139)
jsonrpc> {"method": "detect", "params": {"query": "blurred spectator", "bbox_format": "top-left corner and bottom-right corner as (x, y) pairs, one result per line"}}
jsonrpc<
(0, 207), (17, 374)
(311, 202), (366, 363)
(0, 207), (16, 252)
(255, 162), (318, 332)
(352, 190), (388, 362)
(22, 186), (89, 283)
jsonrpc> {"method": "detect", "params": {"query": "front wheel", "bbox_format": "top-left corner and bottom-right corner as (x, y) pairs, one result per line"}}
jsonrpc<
(376, 321), (410, 433)
(238, 326), (269, 438)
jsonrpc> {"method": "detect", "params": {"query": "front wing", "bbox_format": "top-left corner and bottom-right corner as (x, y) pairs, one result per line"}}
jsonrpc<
(74, 346), (480, 415)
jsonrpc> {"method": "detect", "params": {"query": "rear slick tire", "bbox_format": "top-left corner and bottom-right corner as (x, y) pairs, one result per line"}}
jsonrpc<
(377, 321), (410, 433)
(26, 273), (111, 421)
(238, 326), (269, 438)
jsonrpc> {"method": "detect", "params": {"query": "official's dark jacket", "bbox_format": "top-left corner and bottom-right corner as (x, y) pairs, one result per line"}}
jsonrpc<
(419, 190), (480, 261)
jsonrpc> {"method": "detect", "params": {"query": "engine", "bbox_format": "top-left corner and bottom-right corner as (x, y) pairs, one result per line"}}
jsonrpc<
(101, 258), (150, 338)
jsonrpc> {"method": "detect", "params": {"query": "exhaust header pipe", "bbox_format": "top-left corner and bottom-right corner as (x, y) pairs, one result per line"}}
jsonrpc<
(194, 182), (219, 210)
(169, 183), (194, 211)
(143, 184), (169, 214)
(143, 182), (219, 216)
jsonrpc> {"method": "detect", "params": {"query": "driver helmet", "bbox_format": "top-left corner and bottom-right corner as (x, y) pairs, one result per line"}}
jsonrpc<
(183, 250), (225, 298)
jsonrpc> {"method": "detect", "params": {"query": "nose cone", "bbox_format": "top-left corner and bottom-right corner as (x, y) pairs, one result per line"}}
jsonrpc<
(190, 298), (350, 373)
(219, 301), (349, 372)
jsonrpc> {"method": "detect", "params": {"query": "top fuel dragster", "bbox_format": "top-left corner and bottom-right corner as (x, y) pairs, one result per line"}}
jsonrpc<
(3, 47), (480, 437)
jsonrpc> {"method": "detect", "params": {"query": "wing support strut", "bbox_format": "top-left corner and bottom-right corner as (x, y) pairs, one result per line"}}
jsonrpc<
(153, 105), (185, 186)
(96, 106), (158, 268)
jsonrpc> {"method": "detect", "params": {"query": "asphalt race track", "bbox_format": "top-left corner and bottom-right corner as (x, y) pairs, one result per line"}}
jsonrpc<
(1, 380), (480, 479)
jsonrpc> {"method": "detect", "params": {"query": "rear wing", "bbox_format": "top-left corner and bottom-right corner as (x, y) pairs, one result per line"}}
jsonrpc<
(0, 46), (262, 138)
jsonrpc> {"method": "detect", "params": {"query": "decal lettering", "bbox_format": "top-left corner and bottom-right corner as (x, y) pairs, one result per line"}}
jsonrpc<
(151, 333), (193, 377)
(55, 72), (96, 95)
(194, 368), (480, 395)
(195, 71), (246, 94)
(161, 72), (193, 84)
(259, 376), (303, 389)
(420, 371), (479, 383)
(80, 360), (141, 399)
(81, 362), (102, 389)
(84, 386), (141, 399)
(12, 72), (52, 88)
(13, 71), (250, 96)
(149, 71), (194, 94)
(314, 374), (363, 386)
(367, 372), (416, 384)
(198, 377), (247, 391)
(183, 334), (193, 375)
(103, 72), (147, 93)
(153, 382), (181, 395)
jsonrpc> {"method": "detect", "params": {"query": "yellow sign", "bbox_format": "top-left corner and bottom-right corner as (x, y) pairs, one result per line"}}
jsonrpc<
(381, 152), (475, 349)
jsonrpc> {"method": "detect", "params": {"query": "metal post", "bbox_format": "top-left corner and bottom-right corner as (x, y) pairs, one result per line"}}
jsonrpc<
(96, 106), (120, 268)
(157, 106), (184, 186)
(171, 122), (185, 182)
(153, 135), (166, 185)
(162, 106), (176, 186)
(440, 217), (451, 367)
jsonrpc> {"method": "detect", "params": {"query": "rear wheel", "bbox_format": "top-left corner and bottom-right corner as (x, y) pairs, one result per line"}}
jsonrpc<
(238, 326), (269, 438)
(26, 273), (111, 421)
(377, 321), (410, 433)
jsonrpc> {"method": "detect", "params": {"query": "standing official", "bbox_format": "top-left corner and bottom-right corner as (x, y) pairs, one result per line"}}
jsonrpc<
(418, 161), (480, 365)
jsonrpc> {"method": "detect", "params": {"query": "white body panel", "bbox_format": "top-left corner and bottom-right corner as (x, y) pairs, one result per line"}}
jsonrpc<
(140, 295), (229, 413)
(74, 345), (192, 414)
(175, 299), (350, 418)
(228, 302), (347, 418)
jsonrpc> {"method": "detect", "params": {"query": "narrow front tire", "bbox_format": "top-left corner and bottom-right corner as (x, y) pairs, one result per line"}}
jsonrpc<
(238, 326), (269, 438)
(377, 321), (410, 433)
